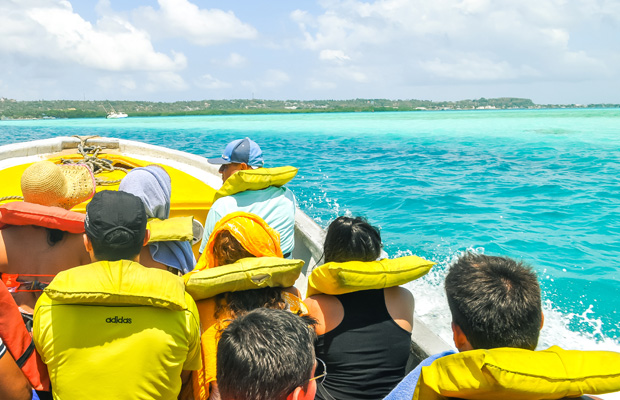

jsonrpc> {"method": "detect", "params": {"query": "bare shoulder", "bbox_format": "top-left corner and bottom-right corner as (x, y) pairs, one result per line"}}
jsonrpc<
(303, 294), (344, 336)
(384, 287), (415, 332)
(283, 286), (302, 298)
(385, 286), (414, 309)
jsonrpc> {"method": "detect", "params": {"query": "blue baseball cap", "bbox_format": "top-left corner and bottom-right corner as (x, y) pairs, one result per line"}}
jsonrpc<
(207, 138), (264, 168)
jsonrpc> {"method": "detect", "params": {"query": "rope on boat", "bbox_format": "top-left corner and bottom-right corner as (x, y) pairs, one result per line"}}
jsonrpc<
(0, 195), (24, 202)
(60, 135), (128, 186)
(0, 136), (129, 203)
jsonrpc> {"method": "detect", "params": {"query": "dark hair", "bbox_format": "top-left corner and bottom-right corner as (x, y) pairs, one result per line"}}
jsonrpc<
(89, 231), (143, 261)
(85, 191), (146, 262)
(445, 253), (542, 350)
(217, 308), (317, 400)
(323, 216), (382, 263)
(212, 230), (286, 320)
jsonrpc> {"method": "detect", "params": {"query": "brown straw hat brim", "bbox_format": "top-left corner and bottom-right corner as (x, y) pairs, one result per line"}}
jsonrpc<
(21, 161), (96, 210)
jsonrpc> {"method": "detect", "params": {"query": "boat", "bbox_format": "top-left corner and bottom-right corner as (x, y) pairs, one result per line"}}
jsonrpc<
(101, 103), (128, 119)
(0, 136), (450, 372)
(106, 111), (128, 119)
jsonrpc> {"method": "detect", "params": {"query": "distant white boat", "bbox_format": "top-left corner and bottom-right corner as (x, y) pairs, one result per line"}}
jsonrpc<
(102, 103), (128, 119)
(106, 111), (128, 119)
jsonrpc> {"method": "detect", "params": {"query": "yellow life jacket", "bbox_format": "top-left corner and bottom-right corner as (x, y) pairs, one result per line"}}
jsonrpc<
(44, 259), (188, 310)
(33, 260), (202, 400)
(186, 256), (306, 400)
(414, 346), (620, 400)
(185, 256), (303, 300)
(211, 166), (298, 202)
(307, 255), (434, 296)
(147, 216), (194, 243)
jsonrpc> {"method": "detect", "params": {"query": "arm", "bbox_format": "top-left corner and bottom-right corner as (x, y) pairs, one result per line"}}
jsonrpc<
(177, 370), (196, 400)
(384, 286), (415, 332)
(303, 294), (344, 336)
(0, 345), (32, 400)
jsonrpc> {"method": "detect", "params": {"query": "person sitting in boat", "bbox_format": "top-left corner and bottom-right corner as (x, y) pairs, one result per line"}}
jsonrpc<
(384, 253), (615, 400)
(0, 336), (33, 400)
(119, 164), (196, 275)
(304, 216), (415, 400)
(198, 137), (296, 259)
(0, 161), (94, 313)
(217, 308), (319, 400)
(185, 211), (306, 400)
(32, 191), (201, 400)
(0, 279), (49, 399)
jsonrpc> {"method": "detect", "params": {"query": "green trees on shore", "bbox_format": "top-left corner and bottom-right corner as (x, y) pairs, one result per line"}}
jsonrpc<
(0, 97), (614, 120)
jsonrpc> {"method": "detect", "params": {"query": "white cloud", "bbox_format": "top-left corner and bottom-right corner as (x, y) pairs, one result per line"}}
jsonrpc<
(419, 56), (539, 81)
(195, 74), (232, 89)
(97, 75), (137, 91)
(120, 79), (137, 91)
(145, 71), (188, 92)
(212, 53), (248, 68)
(261, 70), (291, 88)
(307, 79), (338, 90)
(133, 0), (257, 46)
(0, 0), (185, 72)
(319, 49), (351, 63)
(291, 0), (620, 85)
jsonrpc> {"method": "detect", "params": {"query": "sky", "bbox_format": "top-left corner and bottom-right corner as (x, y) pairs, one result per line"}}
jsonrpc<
(1, 0), (619, 104)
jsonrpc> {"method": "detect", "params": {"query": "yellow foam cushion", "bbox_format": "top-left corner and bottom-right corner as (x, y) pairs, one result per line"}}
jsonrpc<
(306, 256), (434, 296)
(44, 260), (187, 311)
(185, 257), (303, 301)
(213, 166), (298, 202)
(147, 216), (193, 242)
(414, 346), (620, 400)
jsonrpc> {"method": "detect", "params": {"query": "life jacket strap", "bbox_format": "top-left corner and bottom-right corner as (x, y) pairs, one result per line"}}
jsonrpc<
(15, 338), (35, 369)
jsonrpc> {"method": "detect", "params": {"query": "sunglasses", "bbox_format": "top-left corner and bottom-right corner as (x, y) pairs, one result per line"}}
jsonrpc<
(309, 357), (327, 384)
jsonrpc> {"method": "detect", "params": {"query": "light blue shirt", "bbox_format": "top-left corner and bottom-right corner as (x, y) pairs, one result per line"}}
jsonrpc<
(199, 186), (296, 256)
(383, 350), (455, 400)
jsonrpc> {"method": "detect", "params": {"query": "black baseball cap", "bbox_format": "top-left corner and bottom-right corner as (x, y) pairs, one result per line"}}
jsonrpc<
(84, 190), (147, 250)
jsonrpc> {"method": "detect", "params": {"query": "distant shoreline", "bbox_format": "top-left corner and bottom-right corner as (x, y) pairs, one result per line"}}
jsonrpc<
(1, 97), (618, 120)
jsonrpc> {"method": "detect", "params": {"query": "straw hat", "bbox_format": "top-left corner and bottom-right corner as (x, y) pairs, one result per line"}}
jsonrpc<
(21, 161), (96, 209)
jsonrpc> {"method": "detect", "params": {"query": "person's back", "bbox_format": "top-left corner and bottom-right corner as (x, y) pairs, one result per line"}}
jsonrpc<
(385, 253), (619, 400)
(304, 216), (414, 400)
(199, 138), (296, 257)
(186, 211), (304, 399)
(33, 191), (201, 400)
(312, 288), (412, 399)
(1, 161), (95, 312)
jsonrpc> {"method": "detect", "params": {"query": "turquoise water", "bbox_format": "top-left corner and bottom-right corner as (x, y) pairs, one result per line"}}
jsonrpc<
(1, 109), (619, 351)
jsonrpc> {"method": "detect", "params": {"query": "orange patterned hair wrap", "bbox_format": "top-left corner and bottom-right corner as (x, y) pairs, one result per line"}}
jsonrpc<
(192, 211), (282, 272)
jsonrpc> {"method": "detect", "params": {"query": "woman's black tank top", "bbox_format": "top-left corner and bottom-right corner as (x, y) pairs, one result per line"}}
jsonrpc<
(314, 289), (411, 400)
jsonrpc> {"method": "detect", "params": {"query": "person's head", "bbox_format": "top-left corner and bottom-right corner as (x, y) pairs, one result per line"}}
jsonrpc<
(207, 138), (264, 183)
(323, 216), (382, 263)
(201, 211), (282, 270)
(208, 213), (286, 318)
(118, 165), (171, 219)
(217, 308), (318, 400)
(445, 252), (543, 351)
(83, 191), (149, 262)
(213, 230), (255, 266)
